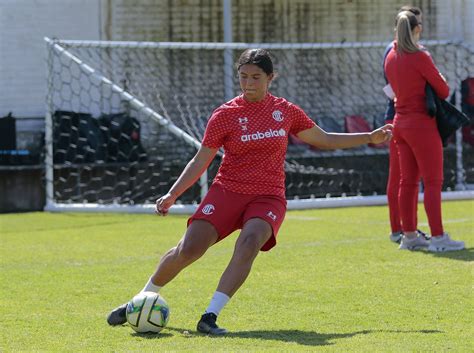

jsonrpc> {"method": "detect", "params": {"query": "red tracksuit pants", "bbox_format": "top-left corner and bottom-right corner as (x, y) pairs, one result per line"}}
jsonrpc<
(393, 126), (444, 236)
(386, 137), (418, 233)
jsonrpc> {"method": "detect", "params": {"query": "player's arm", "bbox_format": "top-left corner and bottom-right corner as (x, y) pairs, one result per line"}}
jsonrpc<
(156, 145), (218, 216)
(296, 124), (393, 150)
(417, 51), (449, 99)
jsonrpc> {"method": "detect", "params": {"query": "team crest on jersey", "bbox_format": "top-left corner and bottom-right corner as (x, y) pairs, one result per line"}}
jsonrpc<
(202, 204), (215, 215)
(272, 110), (283, 122)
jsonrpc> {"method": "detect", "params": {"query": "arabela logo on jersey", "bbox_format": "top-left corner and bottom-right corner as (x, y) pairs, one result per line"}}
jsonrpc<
(241, 128), (286, 142)
(272, 110), (283, 122)
(202, 204), (215, 215)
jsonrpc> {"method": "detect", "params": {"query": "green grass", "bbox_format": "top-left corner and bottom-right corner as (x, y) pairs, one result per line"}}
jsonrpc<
(1, 200), (473, 352)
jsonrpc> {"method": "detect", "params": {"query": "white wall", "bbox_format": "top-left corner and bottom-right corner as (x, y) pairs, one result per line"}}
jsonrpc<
(0, 0), (101, 118)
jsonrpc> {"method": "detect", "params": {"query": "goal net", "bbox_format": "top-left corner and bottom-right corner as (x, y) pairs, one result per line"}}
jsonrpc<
(44, 39), (474, 213)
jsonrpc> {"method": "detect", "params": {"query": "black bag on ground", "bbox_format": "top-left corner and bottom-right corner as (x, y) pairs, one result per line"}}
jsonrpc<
(98, 113), (147, 163)
(53, 111), (107, 163)
(425, 84), (470, 147)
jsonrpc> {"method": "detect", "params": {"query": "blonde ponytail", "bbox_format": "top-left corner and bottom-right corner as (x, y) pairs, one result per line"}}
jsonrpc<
(395, 11), (420, 54)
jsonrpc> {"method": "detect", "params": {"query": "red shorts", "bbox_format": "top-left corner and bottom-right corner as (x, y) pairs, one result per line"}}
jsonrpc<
(188, 184), (287, 251)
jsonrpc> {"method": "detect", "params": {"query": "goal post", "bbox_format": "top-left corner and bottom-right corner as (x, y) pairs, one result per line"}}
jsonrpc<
(44, 37), (208, 213)
(43, 38), (474, 214)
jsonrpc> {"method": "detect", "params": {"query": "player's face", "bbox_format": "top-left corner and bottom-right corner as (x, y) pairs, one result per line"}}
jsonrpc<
(238, 64), (274, 102)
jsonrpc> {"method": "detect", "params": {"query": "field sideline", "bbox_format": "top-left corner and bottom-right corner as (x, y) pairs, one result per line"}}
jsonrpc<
(1, 200), (472, 352)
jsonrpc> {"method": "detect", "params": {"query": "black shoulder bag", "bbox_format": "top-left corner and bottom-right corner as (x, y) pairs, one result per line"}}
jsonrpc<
(425, 84), (470, 146)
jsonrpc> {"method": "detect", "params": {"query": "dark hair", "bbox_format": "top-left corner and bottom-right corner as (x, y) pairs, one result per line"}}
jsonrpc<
(395, 6), (421, 26)
(236, 49), (274, 75)
(399, 5), (421, 16)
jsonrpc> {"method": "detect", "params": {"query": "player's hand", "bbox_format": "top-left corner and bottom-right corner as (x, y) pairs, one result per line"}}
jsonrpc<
(369, 124), (393, 144)
(155, 193), (177, 216)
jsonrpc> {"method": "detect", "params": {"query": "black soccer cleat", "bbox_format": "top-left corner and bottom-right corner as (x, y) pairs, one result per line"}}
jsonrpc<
(107, 302), (128, 326)
(196, 312), (227, 335)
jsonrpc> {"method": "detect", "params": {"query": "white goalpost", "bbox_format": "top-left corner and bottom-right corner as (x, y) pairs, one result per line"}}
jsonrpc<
(43, 38), (474, 214)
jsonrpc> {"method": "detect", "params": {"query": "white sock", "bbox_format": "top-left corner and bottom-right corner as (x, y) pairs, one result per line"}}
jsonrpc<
(205, 291), (230, 316)
(140, 278), (162, 293)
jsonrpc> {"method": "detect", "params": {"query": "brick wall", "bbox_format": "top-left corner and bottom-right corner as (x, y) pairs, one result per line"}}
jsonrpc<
(104, 0), (223, 42)
(105, 0), (473, 43)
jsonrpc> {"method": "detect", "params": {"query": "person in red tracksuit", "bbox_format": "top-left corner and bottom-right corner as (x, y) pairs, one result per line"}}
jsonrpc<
(383, 6), (427, 244)
(384, 10), (465, 252)
(106, 49), (393, 335)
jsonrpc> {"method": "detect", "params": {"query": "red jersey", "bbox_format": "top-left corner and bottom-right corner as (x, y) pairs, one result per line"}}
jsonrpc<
(384, 43), (450, 128)
(202, 93), (316, 198)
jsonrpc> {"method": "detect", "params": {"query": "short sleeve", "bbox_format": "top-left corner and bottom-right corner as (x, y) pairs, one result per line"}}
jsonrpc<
(201, 110), (228, 149)
(288, 103), (316, 135)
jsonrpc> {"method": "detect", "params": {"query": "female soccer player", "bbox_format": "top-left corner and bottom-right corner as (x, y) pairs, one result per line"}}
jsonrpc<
(384, 11), (465, 252)
(107, 49), (393, 334)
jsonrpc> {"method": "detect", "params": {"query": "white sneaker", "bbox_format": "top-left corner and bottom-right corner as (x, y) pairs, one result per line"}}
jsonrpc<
(428, 233), (465, 252)
(399, 235), (430, 250)
(389, 232), (402, 243)
(391, 230), (429, 244)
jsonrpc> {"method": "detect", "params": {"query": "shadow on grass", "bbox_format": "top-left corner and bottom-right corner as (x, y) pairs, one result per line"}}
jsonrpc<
(223, 329), (442, 346)
(227, 329), (370, 346)
(134, 327), (442, 346)
(420, 247), (474, 262)
(130, 331), (174, 339)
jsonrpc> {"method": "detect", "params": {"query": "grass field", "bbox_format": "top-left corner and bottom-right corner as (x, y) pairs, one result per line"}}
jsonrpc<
(1, 200), (472, 352)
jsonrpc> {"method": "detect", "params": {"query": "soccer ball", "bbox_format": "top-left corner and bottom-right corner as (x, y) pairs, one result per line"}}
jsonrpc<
(126, 291), (170, 333)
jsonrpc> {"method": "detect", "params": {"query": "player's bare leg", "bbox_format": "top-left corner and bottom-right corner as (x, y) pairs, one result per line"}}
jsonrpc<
(150, 220), (219, 286)
(107, 220), (218, 326)
(197, 218), (272, 335)
(217, 218), (272, 296)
